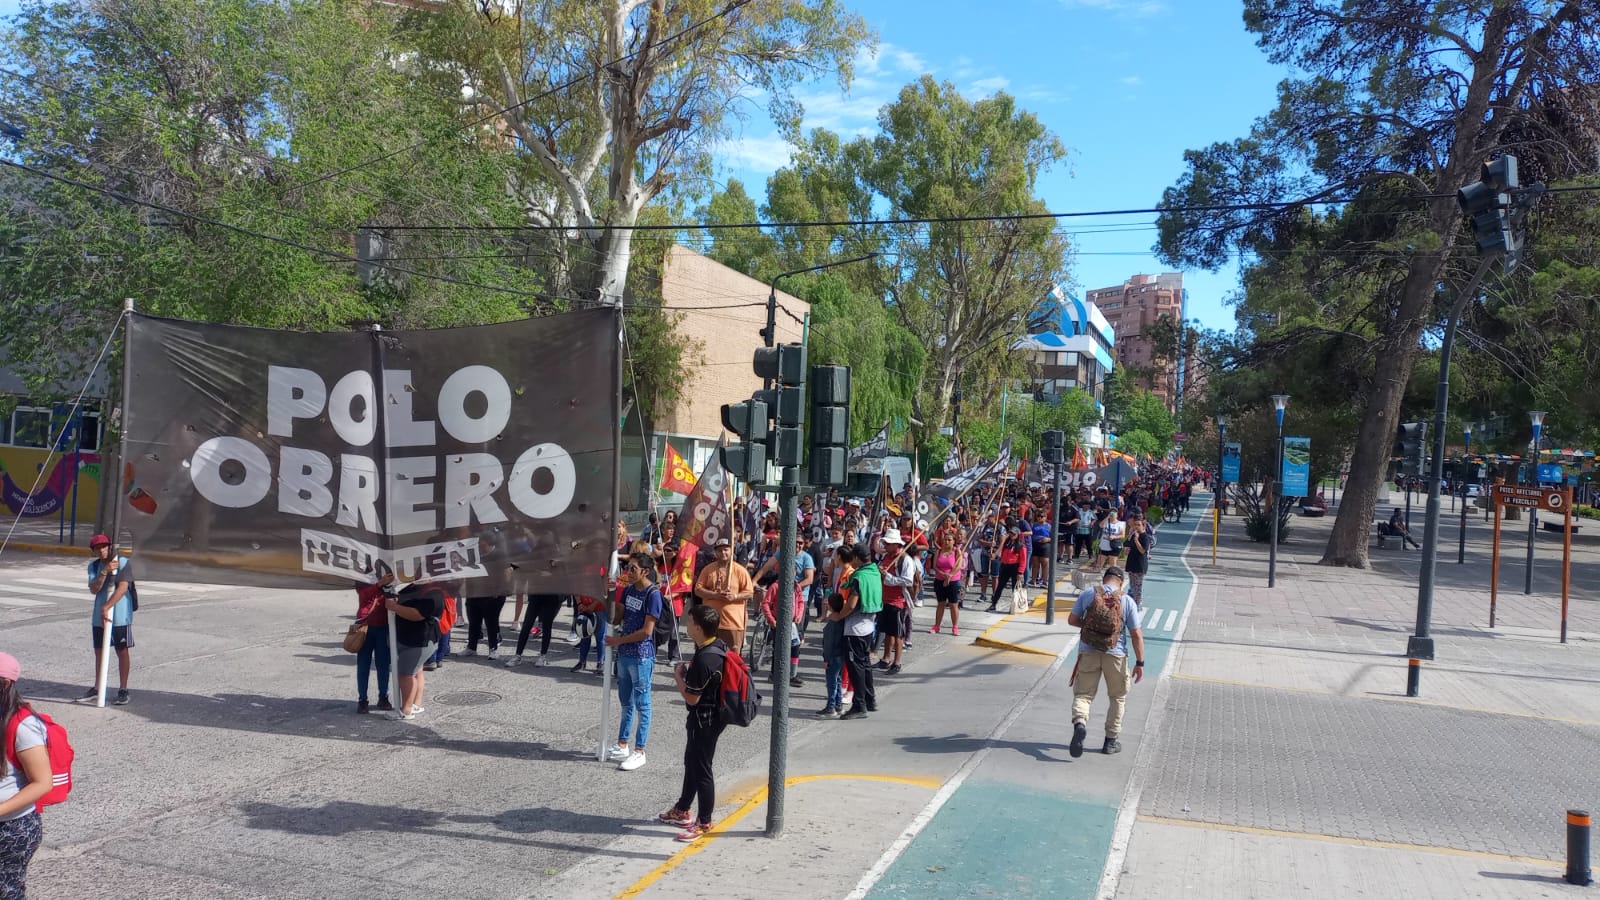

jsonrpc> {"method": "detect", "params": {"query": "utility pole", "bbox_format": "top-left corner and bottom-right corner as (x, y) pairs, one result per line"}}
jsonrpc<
(1043, 430), (1064, 625)
(1408, 154), (1542, 694)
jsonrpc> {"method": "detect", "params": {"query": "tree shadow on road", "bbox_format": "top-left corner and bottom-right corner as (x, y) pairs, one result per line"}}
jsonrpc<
(236, 800), (673, 860)
(891, 733), (1071, 762)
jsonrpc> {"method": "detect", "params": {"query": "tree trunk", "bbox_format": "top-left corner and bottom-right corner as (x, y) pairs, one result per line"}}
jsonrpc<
(1320, 252), (1450, 567)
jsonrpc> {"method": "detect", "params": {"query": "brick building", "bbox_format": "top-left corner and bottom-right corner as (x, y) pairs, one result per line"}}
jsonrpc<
(1086, 272), (1189, 413)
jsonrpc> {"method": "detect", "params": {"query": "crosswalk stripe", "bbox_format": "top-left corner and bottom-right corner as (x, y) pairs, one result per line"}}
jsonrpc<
(5, 585), (84, 602)
(0, 595), (54, 608)
(1163, 609), (1177, 632)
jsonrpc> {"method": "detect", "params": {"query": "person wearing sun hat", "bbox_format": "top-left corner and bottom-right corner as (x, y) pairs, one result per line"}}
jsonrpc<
(1, 651), (50, 896)
(83, 533), (135, 706)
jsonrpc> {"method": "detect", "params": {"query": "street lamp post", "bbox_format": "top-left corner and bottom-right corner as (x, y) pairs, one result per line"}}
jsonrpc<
(1525, 410), (1547, 595)
(1268, 394), (1289, 588)
(1213, 414), (1228, 565)
(1459, 422), (1473, 564)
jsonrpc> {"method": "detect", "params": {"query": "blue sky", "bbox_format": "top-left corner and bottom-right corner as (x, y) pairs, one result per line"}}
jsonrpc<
(716, 0), (1289, 331)
(0, 0), (1287, 329)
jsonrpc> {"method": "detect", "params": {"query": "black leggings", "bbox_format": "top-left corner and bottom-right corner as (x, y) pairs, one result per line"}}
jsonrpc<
(990, 563), (1021, 607)
(1073, 533), (1094, 559)
(675, 718), (727, 825)
(845, 632), (876, 712)
(655, 600), (681, 661)
(516, 594), (566, 657)
(465, 596), (506, 650)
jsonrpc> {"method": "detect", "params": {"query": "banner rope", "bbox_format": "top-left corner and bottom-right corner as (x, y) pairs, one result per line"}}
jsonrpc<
(0, 307), (129, 559)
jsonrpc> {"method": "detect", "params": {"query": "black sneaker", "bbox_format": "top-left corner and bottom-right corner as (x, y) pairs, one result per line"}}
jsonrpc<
(865, 702), (878, 712)
(840, 707), (869, 720)
(375, 698), (395, 712)
(114, 689), (130, 706)
(887, 664), (902, 676)
(816, 706), (840, 719)
(874, 660), (890, 670)
(1102, 737), (1122, 755)
(789, 676), (804, 688)
(985, 604), (998, 613)
(1070, 722), (1086, 758)
(78, 687), (98, 702)
(357, 699), (370, 714)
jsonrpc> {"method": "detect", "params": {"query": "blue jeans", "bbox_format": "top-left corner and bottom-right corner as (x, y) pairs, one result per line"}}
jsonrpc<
(357, 625), (391, 701)
(430, 626), (451, 664)
(577, 613), (606, 665)
(825, 655), (844, 708)
(615, 655), (653, 750)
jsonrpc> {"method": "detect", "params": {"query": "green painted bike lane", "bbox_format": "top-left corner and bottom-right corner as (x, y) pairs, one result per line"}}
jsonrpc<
(865, 500), (1209, 900)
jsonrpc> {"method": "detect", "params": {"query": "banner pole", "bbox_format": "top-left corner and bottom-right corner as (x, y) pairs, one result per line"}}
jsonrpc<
(99, 298), (135, 708)
(600, 308), (624, 762)
(366, 323), (401, 707)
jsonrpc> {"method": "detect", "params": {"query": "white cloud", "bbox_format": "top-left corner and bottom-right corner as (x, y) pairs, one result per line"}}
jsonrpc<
(1059, 0), (1166, 17)
(855, 41), (930, 77)
(1120, 75), (1142, 86)
(969, 75), (1011, 95)
(718, 134), (796, 172)
(794, 89), (888, 130)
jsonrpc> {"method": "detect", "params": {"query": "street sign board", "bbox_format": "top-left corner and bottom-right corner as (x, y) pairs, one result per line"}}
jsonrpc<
(1173, 432), (1188, 444)
(1492, 484), (1568, 512)
(1221, 442), (1241, 483)
(1281, 436), (1311, 497)
(1538, 463), (1564, 483)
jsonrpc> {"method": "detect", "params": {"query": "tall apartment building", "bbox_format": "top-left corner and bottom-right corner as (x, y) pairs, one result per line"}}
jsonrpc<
(1086, 273), (1188, 412)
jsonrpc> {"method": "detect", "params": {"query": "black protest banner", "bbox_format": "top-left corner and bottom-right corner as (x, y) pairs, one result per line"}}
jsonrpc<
(926, 438), (1012, 506)
(677, 437), (732, 551)
(121, 309), (618, 596)
(846, 422), (891, 475)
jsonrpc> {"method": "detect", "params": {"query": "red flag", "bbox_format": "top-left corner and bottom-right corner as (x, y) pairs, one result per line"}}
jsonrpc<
(660, 444), (697, 495)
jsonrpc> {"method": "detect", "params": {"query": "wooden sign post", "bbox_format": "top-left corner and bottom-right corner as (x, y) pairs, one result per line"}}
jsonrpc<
(1489, 484), (1574, 641)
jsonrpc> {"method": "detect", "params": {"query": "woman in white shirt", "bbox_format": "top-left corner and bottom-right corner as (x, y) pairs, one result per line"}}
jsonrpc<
(1098, 510), (1127, 568)
(0, 652), (50, 899)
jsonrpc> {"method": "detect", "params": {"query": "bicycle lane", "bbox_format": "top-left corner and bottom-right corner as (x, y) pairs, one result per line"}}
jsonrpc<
(856, 499), (1210, 900)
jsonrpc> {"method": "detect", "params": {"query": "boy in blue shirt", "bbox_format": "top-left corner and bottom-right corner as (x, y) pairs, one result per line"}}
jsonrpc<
(816, 592), (847, 718)
(606, 552), (662, 772)
(83, 533), (135, 705)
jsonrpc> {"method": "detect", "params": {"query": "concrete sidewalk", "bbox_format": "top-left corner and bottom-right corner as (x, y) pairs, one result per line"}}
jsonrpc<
(1113, 489), (1600, 899)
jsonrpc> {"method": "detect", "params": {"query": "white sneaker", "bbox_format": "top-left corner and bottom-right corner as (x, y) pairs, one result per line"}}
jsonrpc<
(605, 743), (630, 762)
(536, 654), (550, 667)
(459, 647), (476, 657)
(564, 631), (581, 644)
(505, 656), (522, 667)
(487, 649), (499, 661)
(409, 706), (425, 716)
(618, 750), (647, 771)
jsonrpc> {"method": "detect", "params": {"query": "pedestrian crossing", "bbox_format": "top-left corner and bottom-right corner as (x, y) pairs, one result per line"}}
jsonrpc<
(1138, 605), (1180, 633)
(0, 562), (217, 611)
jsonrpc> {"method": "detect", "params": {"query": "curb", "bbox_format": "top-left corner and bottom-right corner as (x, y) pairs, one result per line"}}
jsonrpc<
(0, 540), (88, 556)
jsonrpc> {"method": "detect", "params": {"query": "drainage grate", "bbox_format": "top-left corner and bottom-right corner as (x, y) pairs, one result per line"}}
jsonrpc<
(433, 691), (502, 707)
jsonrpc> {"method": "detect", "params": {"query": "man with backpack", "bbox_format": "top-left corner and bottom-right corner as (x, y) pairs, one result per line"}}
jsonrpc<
(1067, 566), (1145, 757)
(658, 604), (739, 842)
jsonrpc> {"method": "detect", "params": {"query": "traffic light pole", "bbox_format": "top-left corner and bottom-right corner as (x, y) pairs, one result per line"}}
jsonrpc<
(1408, 257), (1493, 688)
(765, 466), (800, 838)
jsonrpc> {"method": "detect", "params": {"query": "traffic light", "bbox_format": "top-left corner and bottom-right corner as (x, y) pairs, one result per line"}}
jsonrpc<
(720, 399), (770, 484)
(808, 365), (851, 486)
(754, 343), (807, 467)
(1457, 156), (1521, 259)
(1041, 429), (1065, 465)
(1398, 422), (1427, 478)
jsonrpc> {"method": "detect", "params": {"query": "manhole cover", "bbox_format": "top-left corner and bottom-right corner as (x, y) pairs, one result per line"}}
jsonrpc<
(433, 691), (501, 707)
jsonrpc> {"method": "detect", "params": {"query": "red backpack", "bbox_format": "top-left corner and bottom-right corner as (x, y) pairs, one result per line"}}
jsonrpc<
(711, 646), (762, 727)
(5, 704), (74, 811)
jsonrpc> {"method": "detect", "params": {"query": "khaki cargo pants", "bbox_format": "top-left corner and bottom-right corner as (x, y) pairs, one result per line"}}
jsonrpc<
(1072, 646), (1131, 737)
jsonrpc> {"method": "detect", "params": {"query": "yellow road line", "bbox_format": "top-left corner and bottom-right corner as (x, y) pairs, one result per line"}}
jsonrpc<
(972, 635), (1058, 657)
(615, 773), (942, 899)
(1136, 814), (1556, 866)
(1170, 672), (1600, 727)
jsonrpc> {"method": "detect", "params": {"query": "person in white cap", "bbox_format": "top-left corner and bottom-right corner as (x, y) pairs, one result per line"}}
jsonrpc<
(874, 529), (916, 675)
(0, 651), (49, 895)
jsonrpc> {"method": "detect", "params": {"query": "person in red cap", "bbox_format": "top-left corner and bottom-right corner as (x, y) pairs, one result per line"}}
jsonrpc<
(83, 534), (135, 705)
(1, 651), (50, 896)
